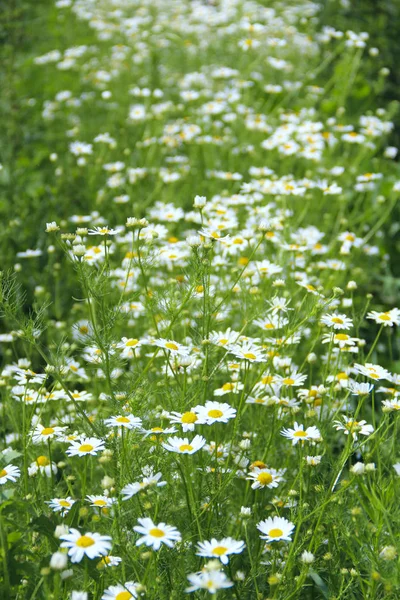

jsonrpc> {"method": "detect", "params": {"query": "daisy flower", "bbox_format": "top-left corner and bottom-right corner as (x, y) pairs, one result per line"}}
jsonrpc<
(231, 342), (266, 363)
(333, 417), (374, 440)
(102, 582), (139, 599)
(31, 424), (66, 444)
(196, 537), (245, 564)
(28, 456), (57, 477)
(367, 308), (400, 327)
(121, 470), (166, 500)
(348, 381), (374, 396)
(153, 338), (190, 356)
(47, 497), (76, 515)
(116, 337), (143, 358)
(382, 399), (400, 412)
(280, 422), (322, 445)
(320, 313), (353, 330)
(186, 568), (233, 593)
(162, 435), (206, 454)
(97, 555), (122, 569)
(322, 332), (358, 348)
(60, 528), (112, 563)
(213, 381), (244, 396)
(86, 495), (116, 509)
(66, 437), (106, 457)
(276, 372), (307, 387)
(134, 517), (181, 550)
(267, 296), (293, 315)
(247, 467), (285, 490)
(195, 401), (237, 424)
(166, 410), (203, 432)
(104, 414), (142, 430)
(257, 516), (295, 542)
(353, 363), (391, 381)
(0, 464), (21, 485)
(88, 226), (118, 236)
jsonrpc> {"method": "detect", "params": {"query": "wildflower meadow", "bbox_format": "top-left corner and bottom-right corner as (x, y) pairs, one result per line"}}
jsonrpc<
(1, 0), (400, 598)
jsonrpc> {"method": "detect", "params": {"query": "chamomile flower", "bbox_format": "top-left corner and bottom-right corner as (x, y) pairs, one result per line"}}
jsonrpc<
(32, 424), (66, 444)
(195, 401), (237, 424)
(186, 567), (233, 594)
(153, 338), (190, 356)
(333, 417), (374, 440)
(320, 313), (353, 330)
(88, 226), (118, 236)
(66, 437), (106, 457)
(162, 435), (206, 454)
(121, 470), (166, 500)
(196, 538), (245, 564)
(97, 555), (122, 569)
(134, 517), (181, 550)
(47, 497), (76, 515)
(213, 381), (244, 396)
(231, 343), (266, 363)
(166, 410), (203, 432)
(382, 399), (400, 412)
(348, 381), (374, 396)
(0, 464), (21, 485)
(257, 516), (295, 542)
(86, 495), (115, 509)
(102, 582), (139, 600)
(281, 422), (322, 445)
(29, 456), (57, 477)
(104, 414), (142, 430)
(247, 467), (285, 490)
(353, 363), (391, 381)
(60, 528), (112, 563)
(367, 308), (400, 327)
(276, 372), (307, 387)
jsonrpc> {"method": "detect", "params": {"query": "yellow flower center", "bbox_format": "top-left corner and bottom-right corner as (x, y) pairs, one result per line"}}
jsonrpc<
(59, 500), (71, 507)
(37, 456), (50, 466)
(379, 313), (391, 321)
(76, 535), (95, 548)
(116, 417), (130, 423)
(212, 546), (228, 556)
(0, 469), (7, 478)
(218, 338), (228, 345)
(165, 342), (178, 351)
(79, 444), (94, 453)
(264, 323), (274, 329)
(149, 528), (165, 538)
(116, 592), (132, 600)
(244, 352), (256, 360)
(283, 378), (295, 385)
(293, 430), (307, 437)
(261, 376), (274, 385)
(179, 444), (193, 452)
(222, 383), (234, 391)
(335, 334), (349, 341)
(152, 427), (163, 433)
(126, 339), (139, 346)
(93, 499), (107, 506)
(208, 409), (223, 419)
(268, 528), (283, 538)
(331, 317), (343, 324)
(337, 372), (348, 380)
(257, 472), (273, 485)
(181, 412), (198, 424)
(41, 427), (55, 436)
